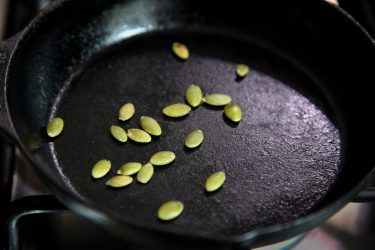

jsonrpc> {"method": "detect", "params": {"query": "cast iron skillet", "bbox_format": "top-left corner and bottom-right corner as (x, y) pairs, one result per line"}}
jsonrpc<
(1, 0), (375, 249)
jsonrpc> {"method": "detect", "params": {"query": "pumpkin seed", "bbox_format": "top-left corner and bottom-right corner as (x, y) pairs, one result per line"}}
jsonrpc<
(140, 116), (162, 136)
(150, 151), (176, 166)
(110, 125), (128, 142)
(117, 162), (142, 175)
(46, 117), (64, 137)
(162, 103), (191, 118)
(224, 103), (242, 122)
(106, 175), (133, 188)
(236, 64), (249, 78)
(205, 171), (226, 192)
(184, 130), (204, 148)
(185, 84), (203, 108)
(157, 200), (184, 221)
(118, 103), (135, 121)
(172, 42), (189, 60)
(91, 159), (111, 179)
(127, 128), (152, 143)
(137, 163), (154, 184)
(203, 94), (232, 106)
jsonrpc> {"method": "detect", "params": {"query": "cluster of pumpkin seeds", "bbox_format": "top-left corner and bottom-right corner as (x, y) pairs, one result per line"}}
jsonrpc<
(163, 85), (242, 122)
(46, 41), (249, 222)
(163, 74), (243, 124)
(154, 43), (249, 220)
(109, 104), (161, 144)
(90, 150), (175, 188)
(90, 100), (177, 189)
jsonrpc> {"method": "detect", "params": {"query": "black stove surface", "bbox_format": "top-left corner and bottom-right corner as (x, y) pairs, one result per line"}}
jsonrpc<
(7, 196), (148, 250)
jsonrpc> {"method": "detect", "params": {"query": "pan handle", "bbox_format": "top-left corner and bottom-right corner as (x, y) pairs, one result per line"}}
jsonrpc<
(333, 0), (375, 204)
(354, 188), (375, 202)
(0, 35), (19, 250)
(0, 34), (20, 141)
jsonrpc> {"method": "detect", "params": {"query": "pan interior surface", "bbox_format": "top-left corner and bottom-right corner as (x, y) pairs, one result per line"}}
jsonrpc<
(50, 31), (341, 235)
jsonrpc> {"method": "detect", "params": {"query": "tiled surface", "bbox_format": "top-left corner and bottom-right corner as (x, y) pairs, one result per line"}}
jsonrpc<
(256, 203), (375, 250)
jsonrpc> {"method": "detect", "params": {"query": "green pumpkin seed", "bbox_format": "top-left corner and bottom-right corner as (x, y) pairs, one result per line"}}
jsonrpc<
(236, 64), (249, 78)
(110, 125), (128, 142)
(224, 103), (242, 122)
(185, 84), (203, 108)
(118, 103), (135, 121)
(91, 159), (111, 179)
(106, 175), (133, 188)
(162, 103), (191, 118)
(157, 200), (184, 221)
(203, 94), (232, 106)
(117, 162), (142, 175)
(46, 117), (64, 137)
(137, 163), (154, 184)
(140, 116), (162, 136)
(205, 171), (226, 192)
(184, 130), (204, 148)
(127, 128), (152, 143)
(172, 42), (189, 60)
(150, 151), (176, 166)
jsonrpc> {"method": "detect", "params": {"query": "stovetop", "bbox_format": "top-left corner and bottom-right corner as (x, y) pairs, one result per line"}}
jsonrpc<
(2, 0), (375, 249)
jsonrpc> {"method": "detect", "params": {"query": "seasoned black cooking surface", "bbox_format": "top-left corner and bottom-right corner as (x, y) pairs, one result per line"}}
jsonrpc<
(51, 32), (341, 235)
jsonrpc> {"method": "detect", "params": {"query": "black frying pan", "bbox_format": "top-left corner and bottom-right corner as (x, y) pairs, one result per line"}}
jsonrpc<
(1, 0), (375, 249)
